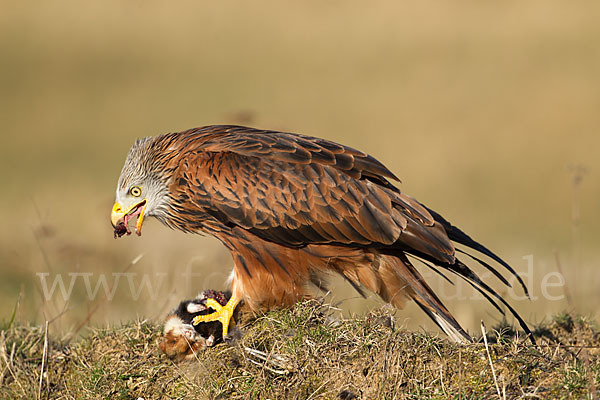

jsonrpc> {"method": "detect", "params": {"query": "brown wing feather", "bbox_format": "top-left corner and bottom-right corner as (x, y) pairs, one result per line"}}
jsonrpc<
(195, 125), (400, 182)
(167, 128), (455, 265)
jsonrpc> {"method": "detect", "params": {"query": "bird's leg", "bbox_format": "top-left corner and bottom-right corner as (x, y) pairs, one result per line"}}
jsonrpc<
(192, 294), (240, 338)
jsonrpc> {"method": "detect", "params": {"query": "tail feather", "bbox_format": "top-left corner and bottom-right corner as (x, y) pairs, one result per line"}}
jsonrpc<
(332, 251), (472, 343)
(445, 259), (535, 343)
(413, 249), (535, 344)
(380, 253), (472, 343)
(414, 302), (471, 344)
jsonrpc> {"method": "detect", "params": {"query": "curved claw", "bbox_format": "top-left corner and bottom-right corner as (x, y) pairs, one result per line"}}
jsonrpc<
(192, 295), (240, 337)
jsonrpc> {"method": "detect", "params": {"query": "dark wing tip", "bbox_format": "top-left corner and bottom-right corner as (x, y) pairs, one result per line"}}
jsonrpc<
(424, 205), (530, 298)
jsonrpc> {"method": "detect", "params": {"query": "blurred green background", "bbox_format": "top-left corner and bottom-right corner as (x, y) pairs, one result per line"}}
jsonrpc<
(1, 0), (598, 337)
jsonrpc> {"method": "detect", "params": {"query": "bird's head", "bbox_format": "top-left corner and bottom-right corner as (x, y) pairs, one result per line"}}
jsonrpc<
(111, 136), (172, 238)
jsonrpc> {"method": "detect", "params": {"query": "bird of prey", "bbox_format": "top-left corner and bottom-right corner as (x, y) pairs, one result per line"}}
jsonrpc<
(111, 125), (531, 343)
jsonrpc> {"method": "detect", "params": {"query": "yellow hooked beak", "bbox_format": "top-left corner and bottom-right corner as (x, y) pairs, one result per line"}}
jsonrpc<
(111, 200), (147, 238)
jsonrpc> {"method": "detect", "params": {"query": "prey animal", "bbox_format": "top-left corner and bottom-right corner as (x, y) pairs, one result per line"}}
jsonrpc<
(111, 125), (532, 343)
(160, 290), (232, 361)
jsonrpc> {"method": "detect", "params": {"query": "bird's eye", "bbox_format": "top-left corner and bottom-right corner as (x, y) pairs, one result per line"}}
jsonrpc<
(129, 186), (142, 197)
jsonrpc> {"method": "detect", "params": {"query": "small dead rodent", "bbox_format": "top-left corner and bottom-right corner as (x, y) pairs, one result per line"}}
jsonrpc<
(159, 290), (233, 362)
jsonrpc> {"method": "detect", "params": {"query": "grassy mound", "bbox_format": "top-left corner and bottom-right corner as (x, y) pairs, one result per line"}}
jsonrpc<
(1, 301), (599, 399)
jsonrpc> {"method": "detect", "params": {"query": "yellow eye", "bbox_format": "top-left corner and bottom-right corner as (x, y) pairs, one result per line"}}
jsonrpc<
(129, 186), (142, 197)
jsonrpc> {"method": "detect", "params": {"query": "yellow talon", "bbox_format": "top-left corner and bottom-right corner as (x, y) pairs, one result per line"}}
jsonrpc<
(192, 294), (240, 337)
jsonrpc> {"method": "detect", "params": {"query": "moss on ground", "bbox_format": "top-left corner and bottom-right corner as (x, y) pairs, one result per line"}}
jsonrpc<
(1, 302), (599, 399)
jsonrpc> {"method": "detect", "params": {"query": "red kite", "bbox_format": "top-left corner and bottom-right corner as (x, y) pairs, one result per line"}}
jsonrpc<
(111, 125), (531, 343)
